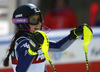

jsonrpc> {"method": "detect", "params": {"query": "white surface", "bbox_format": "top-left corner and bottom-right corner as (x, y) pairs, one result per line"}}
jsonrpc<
(0, 21), (9, 35)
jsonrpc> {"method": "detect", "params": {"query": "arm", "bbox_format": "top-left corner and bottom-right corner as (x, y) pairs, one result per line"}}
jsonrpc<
(49, 35), (76, 52)
(16, 40), (36, 72)
(49, 24), (92, 52)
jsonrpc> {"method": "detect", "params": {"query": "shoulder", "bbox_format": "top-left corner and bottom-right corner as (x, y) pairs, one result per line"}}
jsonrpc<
(16, 36), (30, 49)
(15, 37), (30, 55)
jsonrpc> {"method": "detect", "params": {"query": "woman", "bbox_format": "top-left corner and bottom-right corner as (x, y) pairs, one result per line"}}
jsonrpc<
(3, 3), (91, 72)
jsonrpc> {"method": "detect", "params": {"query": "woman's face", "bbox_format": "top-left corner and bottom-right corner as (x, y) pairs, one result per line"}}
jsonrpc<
(29, 21), (42, 33)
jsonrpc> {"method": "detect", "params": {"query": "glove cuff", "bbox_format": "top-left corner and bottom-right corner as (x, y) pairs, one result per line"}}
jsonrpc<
(73, 28), (79, 38)
(28, 46), (38, 55)
(70, 28), (79, 39)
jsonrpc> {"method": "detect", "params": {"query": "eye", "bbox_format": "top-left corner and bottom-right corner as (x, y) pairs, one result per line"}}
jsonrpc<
(29, 14), (40, 24)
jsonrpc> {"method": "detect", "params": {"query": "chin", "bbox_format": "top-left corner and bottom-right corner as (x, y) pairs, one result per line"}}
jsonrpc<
(35, 29), (41, 30)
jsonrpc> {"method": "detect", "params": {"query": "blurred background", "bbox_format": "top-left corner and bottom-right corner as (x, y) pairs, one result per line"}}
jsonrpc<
(0, 0), (100, 72)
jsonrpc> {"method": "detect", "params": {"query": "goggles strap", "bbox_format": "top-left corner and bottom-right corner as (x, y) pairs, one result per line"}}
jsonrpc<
(18, 23), (34, 33)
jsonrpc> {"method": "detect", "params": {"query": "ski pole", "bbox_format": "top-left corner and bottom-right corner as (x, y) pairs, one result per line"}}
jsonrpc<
(82, 24), (93, 72)
(37, 30), (57, 72)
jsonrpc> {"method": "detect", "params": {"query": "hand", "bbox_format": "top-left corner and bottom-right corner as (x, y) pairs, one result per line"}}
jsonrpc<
(70, 23), (93, 39)
(28, 30), (44, 55)
(34, 31), (44, 44)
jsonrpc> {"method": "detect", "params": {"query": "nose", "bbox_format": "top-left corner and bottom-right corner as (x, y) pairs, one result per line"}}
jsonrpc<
(37, 21), (42, 25)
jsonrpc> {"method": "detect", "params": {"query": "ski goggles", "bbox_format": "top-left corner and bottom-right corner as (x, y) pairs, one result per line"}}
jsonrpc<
(28, 14), (41, 25)
(12, 13), (43, 25)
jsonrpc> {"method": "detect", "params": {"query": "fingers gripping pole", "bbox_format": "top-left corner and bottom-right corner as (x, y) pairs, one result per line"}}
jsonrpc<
(82, 24), (93, 72)
(35, 30), (57, 72)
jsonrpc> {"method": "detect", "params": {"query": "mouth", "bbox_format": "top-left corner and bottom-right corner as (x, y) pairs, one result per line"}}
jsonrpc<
(35, 27), (40, 30)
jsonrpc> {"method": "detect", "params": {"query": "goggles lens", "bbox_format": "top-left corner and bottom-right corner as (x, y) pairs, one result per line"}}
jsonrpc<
(29, 14), (41, 25)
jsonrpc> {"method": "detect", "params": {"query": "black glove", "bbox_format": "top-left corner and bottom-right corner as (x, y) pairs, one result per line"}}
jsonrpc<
(34, 31), (44, 44)
(70, 24), (93, 39)
(28, 31), (44, 54)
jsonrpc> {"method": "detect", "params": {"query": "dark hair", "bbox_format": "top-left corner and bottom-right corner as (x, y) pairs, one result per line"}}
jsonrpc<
(3, 30), (24, 67)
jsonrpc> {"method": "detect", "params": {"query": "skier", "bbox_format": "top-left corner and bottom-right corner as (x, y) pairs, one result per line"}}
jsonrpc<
(3, 3), (92, 72)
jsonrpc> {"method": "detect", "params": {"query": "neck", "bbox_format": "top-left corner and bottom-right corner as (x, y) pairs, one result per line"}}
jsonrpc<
(25, 31), (33, 36)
